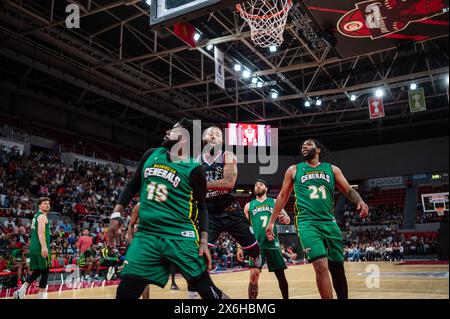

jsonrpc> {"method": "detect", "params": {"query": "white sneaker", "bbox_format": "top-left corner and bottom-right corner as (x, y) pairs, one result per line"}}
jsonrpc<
(13, 286), (26, 299)
(38, 292), (48, 299)
(106, 267), (115, 281)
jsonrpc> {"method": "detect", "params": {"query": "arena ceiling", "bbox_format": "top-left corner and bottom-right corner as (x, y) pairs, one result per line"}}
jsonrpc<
(0, 0), (448, 154)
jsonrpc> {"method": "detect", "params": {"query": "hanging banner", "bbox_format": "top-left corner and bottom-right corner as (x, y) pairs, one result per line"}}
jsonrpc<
(173, 22), (197, 48)
(408, 87), (426, 113)
(303, 0), (449, 58)
(368, 96), (385, 119)
(214, 47), (225, 90)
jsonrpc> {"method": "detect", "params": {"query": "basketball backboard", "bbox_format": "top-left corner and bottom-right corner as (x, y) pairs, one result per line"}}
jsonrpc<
(421, 192), (449, 216)
(150, 0), (240, 28)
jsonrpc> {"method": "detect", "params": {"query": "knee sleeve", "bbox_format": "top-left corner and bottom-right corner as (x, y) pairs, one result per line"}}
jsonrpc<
(328, 261), (348, 300)
(116, 277), (149, 299)
(187, 272), (223, 300)
(274, 269), (289, 299)
(26, 269), (41, 284)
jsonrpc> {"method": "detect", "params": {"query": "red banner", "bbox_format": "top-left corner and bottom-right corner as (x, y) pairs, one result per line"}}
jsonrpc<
(303, 0), (449, 58)
(173, 22), (197, 48)
(368, 97), (385, 119)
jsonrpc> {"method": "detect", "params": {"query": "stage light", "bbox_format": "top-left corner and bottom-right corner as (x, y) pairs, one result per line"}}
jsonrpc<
(271, 91), (278, 99)
(350, 94), (357, 101)
(375, 89), (384, 97)
(234, 64), (242, 72)
(410, 83), (417, 90)
(194, 33), (201, 41)
(206, 44), (213, 51)
(242, 70), (251, 79)
(316, 99), (322, 106)
(269, 45), (277, 53)
(304, 101), (311, 107)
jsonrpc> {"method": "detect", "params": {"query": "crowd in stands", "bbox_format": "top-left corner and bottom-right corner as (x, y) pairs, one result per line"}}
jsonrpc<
(343, 228), (438, 262)
(0, 148), (135, 224)
(339, 203), (404, 228)
(210, 233), (299, 271)
(0, 216), (129, 285)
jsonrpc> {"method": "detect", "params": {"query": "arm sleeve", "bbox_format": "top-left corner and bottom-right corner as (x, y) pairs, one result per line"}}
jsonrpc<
(117, 148), (156, 207)
(190, 166), (208, 233)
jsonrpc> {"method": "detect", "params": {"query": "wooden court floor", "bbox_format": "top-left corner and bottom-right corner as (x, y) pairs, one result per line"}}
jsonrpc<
(12, 262), (450, 299)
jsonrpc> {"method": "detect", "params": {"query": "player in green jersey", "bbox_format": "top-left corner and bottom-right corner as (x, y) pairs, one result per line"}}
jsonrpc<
(243, 179), (291, 299)
(108, 119), (229, 299)
(14, 197), (52, 299)
(266, 138), (368, 299)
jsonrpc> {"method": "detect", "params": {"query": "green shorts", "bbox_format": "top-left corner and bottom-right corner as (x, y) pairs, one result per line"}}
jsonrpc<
(297, 222), (344, 263)
(249, 248), (287, 272)
(30, 253), (51, 270)
(121, 232), (207, 288)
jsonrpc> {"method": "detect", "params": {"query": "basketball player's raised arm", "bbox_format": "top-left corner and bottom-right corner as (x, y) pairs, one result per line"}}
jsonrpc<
(332, 165), (369, 218)
(206, 151), (237, 191)
(190, 166), (213, 270)
(266, 165), (296, 240)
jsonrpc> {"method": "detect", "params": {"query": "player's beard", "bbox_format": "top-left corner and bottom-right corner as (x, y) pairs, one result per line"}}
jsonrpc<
(161, 135), (180, 148)
(255, 189), (266, 197)
(303, 148), (317, 161)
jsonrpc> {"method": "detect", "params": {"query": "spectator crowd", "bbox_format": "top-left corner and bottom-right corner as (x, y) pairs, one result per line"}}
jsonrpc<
(342, 227), (438, 262)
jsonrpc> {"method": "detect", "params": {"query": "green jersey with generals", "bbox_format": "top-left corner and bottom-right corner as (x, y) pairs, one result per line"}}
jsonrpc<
(248, 198), (280, 249)
(138, 147), (201, 241)
(29, 211), (50, 255)
(294, 162), (335, 223)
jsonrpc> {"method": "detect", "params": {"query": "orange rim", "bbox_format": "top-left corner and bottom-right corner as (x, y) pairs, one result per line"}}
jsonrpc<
(236, 0), (293, 20)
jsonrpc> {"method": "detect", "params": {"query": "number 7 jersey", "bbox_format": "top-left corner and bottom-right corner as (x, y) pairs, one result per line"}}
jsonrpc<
(293, 162), (336, 223)
(139, 147), (201, 241)
(249, 198), (280, 249)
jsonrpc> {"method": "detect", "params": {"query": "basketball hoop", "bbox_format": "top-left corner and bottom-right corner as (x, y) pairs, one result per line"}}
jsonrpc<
(435, 207), (445, 217)
(236, 0), (293, 48)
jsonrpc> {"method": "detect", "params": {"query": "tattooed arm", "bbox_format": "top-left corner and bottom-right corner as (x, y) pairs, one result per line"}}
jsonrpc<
(332, 165), (369, 218)
(206, 151), (238, 191)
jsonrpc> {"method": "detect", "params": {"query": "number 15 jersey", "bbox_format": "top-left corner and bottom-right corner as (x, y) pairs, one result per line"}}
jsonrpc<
(138, 147), (201, 241)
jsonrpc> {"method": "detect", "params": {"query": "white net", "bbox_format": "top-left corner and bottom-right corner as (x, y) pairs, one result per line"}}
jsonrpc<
(436, 207), (445, 217)
(236, 0), (293, 48)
